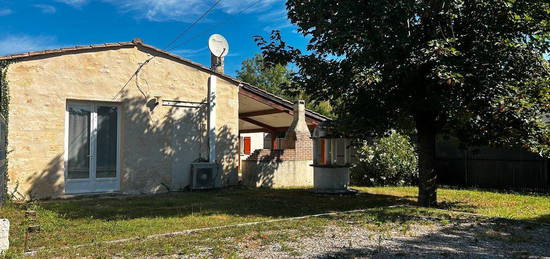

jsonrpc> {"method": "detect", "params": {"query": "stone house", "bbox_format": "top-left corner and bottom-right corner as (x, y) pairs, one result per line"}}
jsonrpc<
(0, 38), (328, 199)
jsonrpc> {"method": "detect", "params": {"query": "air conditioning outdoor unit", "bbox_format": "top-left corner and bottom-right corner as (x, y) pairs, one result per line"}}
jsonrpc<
(191, 163), (217, 190)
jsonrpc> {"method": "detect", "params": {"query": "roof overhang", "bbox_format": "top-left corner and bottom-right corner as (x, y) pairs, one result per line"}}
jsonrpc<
(239, 84), (330, 134)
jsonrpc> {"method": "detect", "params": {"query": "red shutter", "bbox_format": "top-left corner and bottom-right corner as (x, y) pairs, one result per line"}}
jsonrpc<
(244, 137), (251, 155)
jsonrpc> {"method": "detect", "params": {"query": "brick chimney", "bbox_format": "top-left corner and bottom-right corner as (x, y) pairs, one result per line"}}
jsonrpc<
(283, 100), (312, 159)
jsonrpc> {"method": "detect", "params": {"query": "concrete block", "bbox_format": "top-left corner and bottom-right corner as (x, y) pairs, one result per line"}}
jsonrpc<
(0, 218), (9, 252)
(242, 159), (313, 188)
(313, 166), (350, 192)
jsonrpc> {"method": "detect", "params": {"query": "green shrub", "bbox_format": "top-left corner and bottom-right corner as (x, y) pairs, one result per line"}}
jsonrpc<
(351, 130), (418, 186)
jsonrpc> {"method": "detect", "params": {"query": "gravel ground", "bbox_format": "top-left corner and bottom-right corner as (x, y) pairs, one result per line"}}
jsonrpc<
(141, 212), (550, 259)
(236, 216), (550, 258)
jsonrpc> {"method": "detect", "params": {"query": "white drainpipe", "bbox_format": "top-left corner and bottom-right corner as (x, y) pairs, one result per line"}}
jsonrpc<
(208, 75), (217, 163)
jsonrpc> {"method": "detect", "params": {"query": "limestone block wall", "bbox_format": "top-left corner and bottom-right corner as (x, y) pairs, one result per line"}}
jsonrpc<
(5, 45), (239, 199)
(242, 159), (313, 188)
(241, 149), (313, 188)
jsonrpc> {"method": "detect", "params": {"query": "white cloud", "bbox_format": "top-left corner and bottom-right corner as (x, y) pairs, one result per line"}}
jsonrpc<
(103, 0), (208, 22)
(263, 21), (293, 33)
(258, 8), (287, 22)
(0, 35), (61, 56)
(0, 8), (13, 16)
(33, 4), (57, 14)
(54, 0), (279, 22)
(54, 0), (88, 7)
(258, 6), (294, 32)
(172, 46), (208, 57)
(173, 46), (240, 59)
(225, 52), (239, 57)
(218, 0), (279, 14)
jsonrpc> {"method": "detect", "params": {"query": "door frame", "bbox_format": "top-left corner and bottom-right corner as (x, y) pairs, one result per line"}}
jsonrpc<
(64, 101), (121, 194)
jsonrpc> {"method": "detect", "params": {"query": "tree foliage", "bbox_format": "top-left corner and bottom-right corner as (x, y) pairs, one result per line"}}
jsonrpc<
(236, 54), (292, 97)
(236, 54), (333, 116)
(351, 130), (418, 187)
(256, 0), (550, 206)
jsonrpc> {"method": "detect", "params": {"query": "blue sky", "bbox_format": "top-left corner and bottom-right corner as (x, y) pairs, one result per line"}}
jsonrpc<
(0, 0), (308, 76)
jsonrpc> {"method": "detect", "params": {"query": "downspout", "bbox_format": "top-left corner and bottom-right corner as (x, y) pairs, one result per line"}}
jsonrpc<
(208, 52), (224, 164)
(208, 75), (216, 163)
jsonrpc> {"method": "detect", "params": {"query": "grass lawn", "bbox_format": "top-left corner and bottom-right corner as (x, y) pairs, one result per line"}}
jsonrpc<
(33, 206), (464, 258)
(1, 187), (405, 255)
(1, 186), (549, 257)
(360, 186), (550, 223)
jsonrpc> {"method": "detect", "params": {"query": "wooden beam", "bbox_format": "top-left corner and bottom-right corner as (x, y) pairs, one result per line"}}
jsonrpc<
(239, 109), (286, 118)
(306, 118), (319, 125)
(239, 128), (269, 134)
(267, 124), (317, 133)
(285, 110), (319, 125)
(240, 117), (277, 132)
(239, 123), (319, 134)
(240, 90), (289, 112)
(240, 87), (327, 125)
(239, 89), (324, 126)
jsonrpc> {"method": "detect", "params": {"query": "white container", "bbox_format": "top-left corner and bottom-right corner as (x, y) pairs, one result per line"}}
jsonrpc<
(0, 218), (8, 252)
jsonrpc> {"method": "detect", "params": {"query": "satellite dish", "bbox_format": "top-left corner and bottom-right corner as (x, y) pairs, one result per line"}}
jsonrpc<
(208, 34), (229, 57)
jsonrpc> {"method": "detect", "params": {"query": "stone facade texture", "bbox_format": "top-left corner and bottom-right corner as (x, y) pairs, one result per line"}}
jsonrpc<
(5, 45), (239, 199)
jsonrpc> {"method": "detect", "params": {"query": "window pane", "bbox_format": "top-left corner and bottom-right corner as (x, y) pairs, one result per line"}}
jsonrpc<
(67, 106), (90, 179)
(96, 106), (118, 178)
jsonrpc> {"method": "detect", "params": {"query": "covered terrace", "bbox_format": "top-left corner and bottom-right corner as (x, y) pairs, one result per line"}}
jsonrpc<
(238, 84), (329, 149)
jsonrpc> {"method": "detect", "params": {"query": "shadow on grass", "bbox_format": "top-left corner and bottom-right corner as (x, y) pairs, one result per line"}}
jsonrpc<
(29, 204), (549, 258)
(8, 188), (550, 257)
(35, 187), (415, 220)
(437, 200), (479, 212)
(532, 214), (550, 224)
(438, 185), (550, 197)
(313, 211), (550, 259)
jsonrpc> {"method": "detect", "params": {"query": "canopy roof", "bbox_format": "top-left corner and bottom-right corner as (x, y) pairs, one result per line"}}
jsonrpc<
(239, 84), (329, 133)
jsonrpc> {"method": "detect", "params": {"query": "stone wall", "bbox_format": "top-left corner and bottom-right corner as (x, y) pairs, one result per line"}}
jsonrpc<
(241, 157), (313, 188)
(5, 45), (239, 199)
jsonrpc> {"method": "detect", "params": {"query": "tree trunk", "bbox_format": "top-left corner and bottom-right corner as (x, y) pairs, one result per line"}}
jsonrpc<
(416, 114), (438, 207)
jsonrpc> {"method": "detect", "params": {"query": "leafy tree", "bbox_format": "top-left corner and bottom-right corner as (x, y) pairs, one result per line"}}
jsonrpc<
(236, 54), (292, 97)
(236, 54), (333, 116)
(256, 0), (550, 206)
(351, 130), (418, 187)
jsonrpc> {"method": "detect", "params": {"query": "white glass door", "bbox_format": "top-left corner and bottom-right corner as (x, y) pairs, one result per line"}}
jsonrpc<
(65, 103), (120, 194)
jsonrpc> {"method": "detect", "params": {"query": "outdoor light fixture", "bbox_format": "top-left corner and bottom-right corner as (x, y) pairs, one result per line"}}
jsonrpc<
(153, 96), (163, 105)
